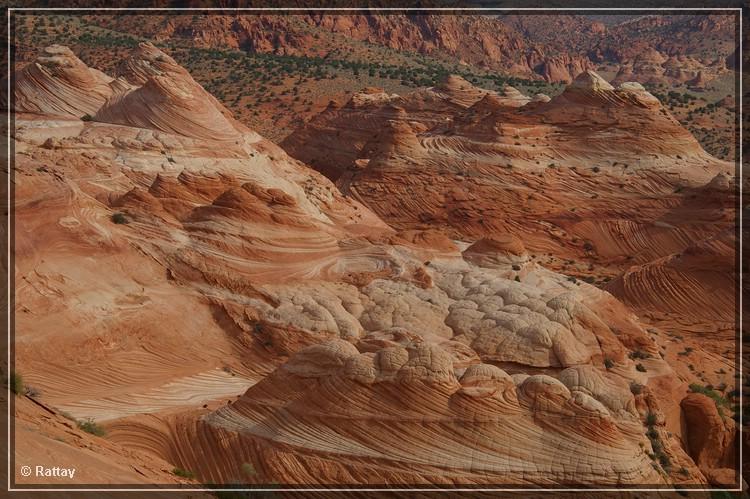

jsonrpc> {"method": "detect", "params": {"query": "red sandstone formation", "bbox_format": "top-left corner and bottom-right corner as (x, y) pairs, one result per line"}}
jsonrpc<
(86, 13), (735, 85)
(11, 44), (737, 488)
(13, 45), (115, 117)
(283, 71), (731, 270)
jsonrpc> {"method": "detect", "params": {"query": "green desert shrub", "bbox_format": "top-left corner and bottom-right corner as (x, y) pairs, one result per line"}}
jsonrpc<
(111, 212), (129, 224)
(77, 418), (106, 437)
(630, 382), (644, 395)
(9, 371), (23, 395)
(172, 467), (195, 479)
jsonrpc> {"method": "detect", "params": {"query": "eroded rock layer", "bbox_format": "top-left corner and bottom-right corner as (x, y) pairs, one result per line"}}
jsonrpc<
(95, 43), (246, 142)
(13, 45), (115, 117)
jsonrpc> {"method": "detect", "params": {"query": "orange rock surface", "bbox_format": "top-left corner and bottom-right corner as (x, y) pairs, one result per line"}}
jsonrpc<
(10, 44), (737, 488)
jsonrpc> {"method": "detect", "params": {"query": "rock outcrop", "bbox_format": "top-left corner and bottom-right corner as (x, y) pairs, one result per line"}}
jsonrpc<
(180, 339), (662, 485)
(98, 13), (734, 85)
(681, 393), (738, 486)
(283, 70), (730, 272)
(95, 43), (245, 142)
(12, 45), (114, 117)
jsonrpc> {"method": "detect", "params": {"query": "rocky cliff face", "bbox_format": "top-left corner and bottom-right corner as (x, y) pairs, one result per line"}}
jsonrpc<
(11, 44), (737, 488)
(85, 13), (735, 85)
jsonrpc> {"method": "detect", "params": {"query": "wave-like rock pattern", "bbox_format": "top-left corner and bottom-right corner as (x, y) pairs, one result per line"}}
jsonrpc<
(186, 339), (661, 485)
(13, 45), (114, 117)
(95, 43), (244, 142)
(282, 70), (732, 273)
(607, 230), (735, 325)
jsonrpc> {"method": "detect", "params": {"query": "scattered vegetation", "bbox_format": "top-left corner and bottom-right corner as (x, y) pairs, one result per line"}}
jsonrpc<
(172, 467), (195, 479)
(241, 462), (256, 478)
(652, 90), (697, 107)
(643, 413), (671, 472)
(688, 383), (732, 415)
(630, 382), (644, 395)
(658, 452), (671, 471)
(16, 13), (568, 143)
(5, 372), (37, 397)
(111, 212), (129, 224)
(636, 363), (647, 372)
(9, 371), (24, 395)
(77, 418), (106, 437)
(629, 350), (651, 360)
(604, 358), (614, 370)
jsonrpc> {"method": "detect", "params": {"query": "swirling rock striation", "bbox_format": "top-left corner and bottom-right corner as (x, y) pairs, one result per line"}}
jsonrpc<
(12, 45), (115, 117)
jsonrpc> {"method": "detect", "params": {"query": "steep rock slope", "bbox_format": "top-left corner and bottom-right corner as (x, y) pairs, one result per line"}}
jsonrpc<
(89, 13), (735, 85)
(12, 44), (115, 117)
(95, 42), (247, 142)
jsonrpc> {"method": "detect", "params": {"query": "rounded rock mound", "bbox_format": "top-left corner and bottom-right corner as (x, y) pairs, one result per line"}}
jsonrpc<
(13, 45), (114, 117)
(462, 234), (528, 266)
(94, 43), (243, 141)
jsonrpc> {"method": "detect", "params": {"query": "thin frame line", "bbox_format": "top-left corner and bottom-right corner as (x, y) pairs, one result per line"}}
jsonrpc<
(6, 7), (10, 495)
(738, 11), (744, 490)
(6, 488), (747, 493)
(6, 7), (746, 10)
